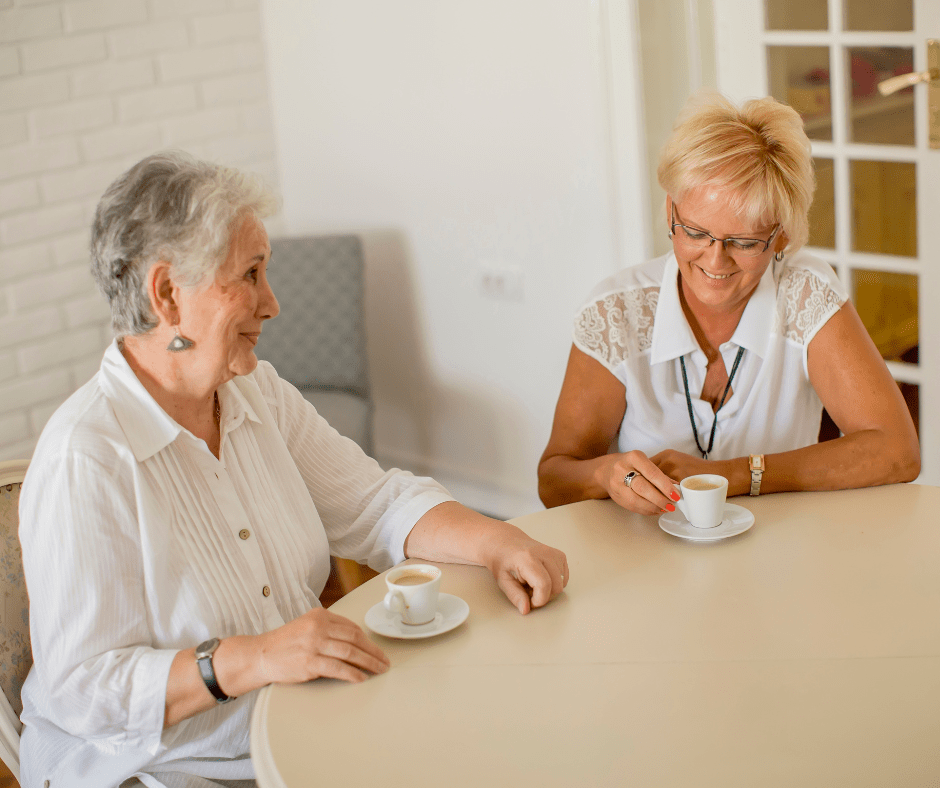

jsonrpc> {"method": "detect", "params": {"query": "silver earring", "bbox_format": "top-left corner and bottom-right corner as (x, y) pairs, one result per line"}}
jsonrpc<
(167, 326), (195, 352)
(774, 251), (784, 262)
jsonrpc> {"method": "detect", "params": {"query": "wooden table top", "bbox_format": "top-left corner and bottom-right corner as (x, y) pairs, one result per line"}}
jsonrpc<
(251, 484), (940, 787)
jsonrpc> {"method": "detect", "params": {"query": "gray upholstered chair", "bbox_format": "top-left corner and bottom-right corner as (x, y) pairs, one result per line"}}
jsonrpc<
(0, 459), (30, 784)
(257, 235), (373, 455)
(256, 235), (377, 595)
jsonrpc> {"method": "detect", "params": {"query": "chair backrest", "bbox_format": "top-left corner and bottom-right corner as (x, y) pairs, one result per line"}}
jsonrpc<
(257, 235), (371, 399)
(0, 459), (30, 782)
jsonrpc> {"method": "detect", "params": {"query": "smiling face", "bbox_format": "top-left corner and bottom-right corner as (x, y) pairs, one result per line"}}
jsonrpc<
(669, 187), (786, 318)
(175, 212), (278, 385)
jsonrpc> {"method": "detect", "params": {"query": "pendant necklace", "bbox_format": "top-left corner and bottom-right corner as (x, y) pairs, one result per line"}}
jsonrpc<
(680, 346), (745, 460)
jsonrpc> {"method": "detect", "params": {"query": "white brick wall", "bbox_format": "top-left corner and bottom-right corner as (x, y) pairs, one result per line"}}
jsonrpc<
(0, 0), (281, 461)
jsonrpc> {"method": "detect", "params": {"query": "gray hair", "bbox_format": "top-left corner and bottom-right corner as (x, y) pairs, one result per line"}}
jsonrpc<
(90, 151), (278, 338)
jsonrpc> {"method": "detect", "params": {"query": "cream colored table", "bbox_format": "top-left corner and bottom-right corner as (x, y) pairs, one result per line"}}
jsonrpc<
(251, 485), (940, 787)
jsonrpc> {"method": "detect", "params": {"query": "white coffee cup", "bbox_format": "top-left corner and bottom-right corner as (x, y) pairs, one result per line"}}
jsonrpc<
(383, 564), (441, 625)
(675, 474), (728, 528)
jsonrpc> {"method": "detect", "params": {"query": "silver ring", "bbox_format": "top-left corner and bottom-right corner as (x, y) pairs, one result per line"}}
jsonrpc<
(624, 471), (639, 489)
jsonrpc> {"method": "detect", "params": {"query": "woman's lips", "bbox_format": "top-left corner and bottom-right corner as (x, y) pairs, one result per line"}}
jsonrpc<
(697, 264), (734, 280)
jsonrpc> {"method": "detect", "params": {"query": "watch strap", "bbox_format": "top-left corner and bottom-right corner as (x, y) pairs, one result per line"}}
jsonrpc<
(749, 454), (765, 496)
(195, 638), (233, 704)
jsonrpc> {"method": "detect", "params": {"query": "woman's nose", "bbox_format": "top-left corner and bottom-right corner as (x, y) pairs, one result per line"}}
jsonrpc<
(702, 239), (734, 267)
(259, 276), (280, 320)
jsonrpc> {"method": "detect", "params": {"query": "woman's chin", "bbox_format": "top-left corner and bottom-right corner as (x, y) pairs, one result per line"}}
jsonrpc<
(230, 352), (259, 378)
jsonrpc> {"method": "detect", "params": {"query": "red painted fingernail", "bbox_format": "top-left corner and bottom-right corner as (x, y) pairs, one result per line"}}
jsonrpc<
(671, 491), (680, 501)
(666, 504), (676, 512)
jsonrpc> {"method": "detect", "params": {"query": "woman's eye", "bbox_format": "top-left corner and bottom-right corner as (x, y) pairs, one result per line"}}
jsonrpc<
(729, 239), (760, 250)
(682, 226), (708, 240)
(246, 267), (259, 282)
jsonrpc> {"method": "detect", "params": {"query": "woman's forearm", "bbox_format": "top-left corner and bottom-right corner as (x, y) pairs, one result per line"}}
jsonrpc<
(164, 635), (263, 728)
(537, 454), (618, 508)
(708, 428), (920, 499)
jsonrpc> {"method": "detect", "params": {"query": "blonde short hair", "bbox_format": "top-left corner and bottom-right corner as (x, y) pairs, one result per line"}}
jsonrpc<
(657, 93), (814, 252)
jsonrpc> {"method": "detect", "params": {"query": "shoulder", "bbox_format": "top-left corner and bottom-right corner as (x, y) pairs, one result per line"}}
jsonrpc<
(31, 374), (132, 471)
(23, 377), (137, 528)
(573, 255), (667, 372)
(775, 250), (848, 345)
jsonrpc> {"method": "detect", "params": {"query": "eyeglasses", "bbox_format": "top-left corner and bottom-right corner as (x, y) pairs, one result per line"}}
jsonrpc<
(670, 203), (780, 259)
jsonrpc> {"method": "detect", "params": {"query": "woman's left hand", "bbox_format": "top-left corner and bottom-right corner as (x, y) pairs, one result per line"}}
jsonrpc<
(650, 449), (710, 483)
(480, 524), (569, 615)
(404, 502), (569, 616)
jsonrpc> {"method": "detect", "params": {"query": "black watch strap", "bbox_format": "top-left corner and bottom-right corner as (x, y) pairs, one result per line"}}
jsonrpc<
(195, 638), (233, 704)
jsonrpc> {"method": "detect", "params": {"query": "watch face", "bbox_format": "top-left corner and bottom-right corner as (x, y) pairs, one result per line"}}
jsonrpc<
(195, 638), (220, 659)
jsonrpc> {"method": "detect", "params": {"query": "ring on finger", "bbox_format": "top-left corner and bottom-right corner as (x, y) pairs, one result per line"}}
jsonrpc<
(624, 471), (640, 489)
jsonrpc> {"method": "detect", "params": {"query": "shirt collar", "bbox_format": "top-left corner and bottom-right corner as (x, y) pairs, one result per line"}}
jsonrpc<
(650, 254), (698, 365)
(98, 340), (262, 463)
(649, 253), (776, 364)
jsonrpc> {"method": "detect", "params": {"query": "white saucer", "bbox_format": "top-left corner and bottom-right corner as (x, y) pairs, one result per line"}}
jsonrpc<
(364, 592), (469, 639)
(659, 502), (755, 542)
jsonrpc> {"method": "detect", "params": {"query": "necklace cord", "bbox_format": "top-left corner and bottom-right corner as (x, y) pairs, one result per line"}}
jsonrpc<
(680, 346), (745, 459)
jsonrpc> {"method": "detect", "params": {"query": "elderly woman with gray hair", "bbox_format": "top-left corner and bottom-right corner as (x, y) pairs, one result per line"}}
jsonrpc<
(18, 152), (568, 788)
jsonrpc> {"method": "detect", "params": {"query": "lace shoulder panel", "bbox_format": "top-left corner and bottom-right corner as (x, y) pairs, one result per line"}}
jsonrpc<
(573, 286), (659, 371)
(777, 266), (847, 345)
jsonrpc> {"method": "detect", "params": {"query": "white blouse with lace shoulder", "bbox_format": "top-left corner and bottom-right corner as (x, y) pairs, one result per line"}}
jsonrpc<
(572, 250), (848, 460)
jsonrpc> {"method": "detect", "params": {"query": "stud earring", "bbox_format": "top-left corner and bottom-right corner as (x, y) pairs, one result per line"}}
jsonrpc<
(774, 251), (785, 262)
(167, 326), (195, 352)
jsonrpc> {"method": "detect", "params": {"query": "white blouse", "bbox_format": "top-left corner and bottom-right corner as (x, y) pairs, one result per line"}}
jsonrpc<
(18, 342), (453, 788)
(573, 250), (849, 460)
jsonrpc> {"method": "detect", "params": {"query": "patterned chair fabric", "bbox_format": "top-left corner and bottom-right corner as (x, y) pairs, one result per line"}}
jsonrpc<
(0, 468), (29, 722)
(256, 235), (373, 453)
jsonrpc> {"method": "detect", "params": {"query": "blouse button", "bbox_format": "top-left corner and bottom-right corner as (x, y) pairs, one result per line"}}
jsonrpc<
(239, 529), (250, 540)
(262, 585), (271, 597)
(44, 782), (50, 788)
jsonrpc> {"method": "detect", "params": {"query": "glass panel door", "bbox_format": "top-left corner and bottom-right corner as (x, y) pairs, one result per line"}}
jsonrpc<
(713, 0), (940, 484)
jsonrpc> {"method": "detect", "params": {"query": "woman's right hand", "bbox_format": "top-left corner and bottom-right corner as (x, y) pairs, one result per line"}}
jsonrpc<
(253, 607), (390, 685)
(598, 450), (680, 516)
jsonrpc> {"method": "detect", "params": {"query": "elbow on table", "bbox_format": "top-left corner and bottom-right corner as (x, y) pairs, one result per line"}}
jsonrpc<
(894, 442), (921, 484)
(880, 434), (921, 485)
(537, 464), (573, 510)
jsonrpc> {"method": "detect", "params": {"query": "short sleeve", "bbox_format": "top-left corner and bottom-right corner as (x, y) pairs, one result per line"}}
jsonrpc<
(777, 258), (848, 347)
(572, 286), (659, 374)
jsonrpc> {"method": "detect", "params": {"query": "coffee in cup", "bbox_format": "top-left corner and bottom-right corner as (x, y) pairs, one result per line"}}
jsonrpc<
(392, 572), (434, 586)
(676, 474), (728, 528)
(384, 564), (441, 625)
(682, 478), (722, 492)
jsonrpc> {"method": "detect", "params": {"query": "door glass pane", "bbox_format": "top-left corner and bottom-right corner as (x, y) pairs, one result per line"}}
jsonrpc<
(808, 157), (835, 248)
(852, 269), (918, 362)
(847, 47), (915, 145)
(844, 0), (913, 32)
(766, 0), (828, 30)
(768, 46), (831, 141)
(851, 159), (916, 256)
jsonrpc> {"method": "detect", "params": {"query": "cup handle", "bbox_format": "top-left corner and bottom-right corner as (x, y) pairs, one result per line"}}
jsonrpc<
(674, 487), (690, 520)
(384, 590), (405, 615)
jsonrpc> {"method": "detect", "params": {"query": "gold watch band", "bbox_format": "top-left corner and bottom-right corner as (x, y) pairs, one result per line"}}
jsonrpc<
(749, 454), (765, 496)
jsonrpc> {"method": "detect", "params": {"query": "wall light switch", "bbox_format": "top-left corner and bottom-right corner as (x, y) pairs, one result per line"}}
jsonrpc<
(478, 263), (524, 302)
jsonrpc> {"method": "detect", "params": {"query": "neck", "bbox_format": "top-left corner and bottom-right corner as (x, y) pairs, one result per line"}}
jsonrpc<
(678, 276), (748, 358)
(120, 333), (220, 437)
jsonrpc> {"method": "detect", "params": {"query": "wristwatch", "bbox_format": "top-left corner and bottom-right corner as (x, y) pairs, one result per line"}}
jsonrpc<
(749, 454), (765, 496)
(195, 638), (234, 704)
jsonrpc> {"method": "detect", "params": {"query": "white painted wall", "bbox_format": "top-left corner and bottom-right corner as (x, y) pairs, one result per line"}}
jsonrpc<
(260, 0), (649, 517)
(0, 0), (280, 461)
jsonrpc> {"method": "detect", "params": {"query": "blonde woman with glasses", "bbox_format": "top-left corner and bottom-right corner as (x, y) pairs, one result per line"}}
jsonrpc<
(538, 94), (919, 516)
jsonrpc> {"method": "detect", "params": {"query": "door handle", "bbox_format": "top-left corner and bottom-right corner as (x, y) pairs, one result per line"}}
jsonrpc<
(876, 39), (939, 149)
